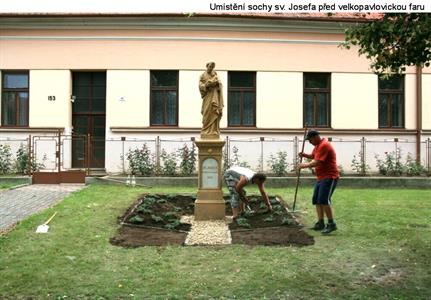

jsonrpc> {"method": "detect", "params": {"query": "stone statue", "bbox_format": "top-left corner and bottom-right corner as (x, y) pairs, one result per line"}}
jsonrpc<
(199, 61), (224, 138)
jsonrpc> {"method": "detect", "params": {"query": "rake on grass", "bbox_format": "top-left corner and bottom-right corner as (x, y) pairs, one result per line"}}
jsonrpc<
(36, 211), (58, 233)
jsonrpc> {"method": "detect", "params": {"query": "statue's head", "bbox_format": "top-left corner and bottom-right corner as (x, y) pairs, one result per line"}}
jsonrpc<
(206, 61), (216, 72)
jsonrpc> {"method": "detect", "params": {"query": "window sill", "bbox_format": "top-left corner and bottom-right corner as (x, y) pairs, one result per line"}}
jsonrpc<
(0, 127), (64, 132)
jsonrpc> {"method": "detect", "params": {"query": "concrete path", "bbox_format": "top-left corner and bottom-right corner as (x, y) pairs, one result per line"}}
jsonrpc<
(0, 184), (85, 232)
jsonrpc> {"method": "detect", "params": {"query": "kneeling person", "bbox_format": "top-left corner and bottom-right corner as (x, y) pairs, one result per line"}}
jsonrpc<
(223, 166), (272, 219)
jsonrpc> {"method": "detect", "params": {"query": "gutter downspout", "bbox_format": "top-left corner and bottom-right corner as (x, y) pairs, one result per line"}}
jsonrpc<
(416, 66), (422, 163)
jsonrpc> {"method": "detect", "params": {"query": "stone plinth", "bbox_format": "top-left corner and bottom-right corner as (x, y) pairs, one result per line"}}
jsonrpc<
(194, 138), (225, 220)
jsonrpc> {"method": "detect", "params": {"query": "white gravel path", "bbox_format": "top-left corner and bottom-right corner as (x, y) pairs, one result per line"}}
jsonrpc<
(182, 215), (232, 246)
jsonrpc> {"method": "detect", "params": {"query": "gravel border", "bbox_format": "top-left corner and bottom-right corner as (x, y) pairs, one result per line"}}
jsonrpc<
(183, 216), (232, 246)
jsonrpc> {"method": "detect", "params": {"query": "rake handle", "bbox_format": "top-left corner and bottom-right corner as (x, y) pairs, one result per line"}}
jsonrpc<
(293, 125), (308, 211)
(44, 212), (58, 225)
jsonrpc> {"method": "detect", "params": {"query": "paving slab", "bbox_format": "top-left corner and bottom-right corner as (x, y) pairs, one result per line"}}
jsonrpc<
(0, 184), (85, 232)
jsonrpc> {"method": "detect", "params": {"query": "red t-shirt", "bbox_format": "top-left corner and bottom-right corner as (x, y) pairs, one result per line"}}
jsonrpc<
(311, 138), (339, 181)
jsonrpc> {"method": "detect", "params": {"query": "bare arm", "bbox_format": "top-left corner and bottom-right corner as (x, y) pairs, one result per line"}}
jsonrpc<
(235, 176), (249, 202)
(298, 152), (313, 159)
(298, 159), (322, 169)
(258, 183), (272, 211)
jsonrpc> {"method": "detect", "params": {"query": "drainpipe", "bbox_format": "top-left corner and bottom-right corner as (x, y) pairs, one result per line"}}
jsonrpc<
(416, 67), (423, 163)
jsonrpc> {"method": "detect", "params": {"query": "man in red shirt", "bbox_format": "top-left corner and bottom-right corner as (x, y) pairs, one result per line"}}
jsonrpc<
(298, 130), (339, 234)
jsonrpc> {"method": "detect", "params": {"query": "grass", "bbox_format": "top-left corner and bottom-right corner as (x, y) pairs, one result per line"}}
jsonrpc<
(0, 185), (430, 299)
(0, 180), (25, 190)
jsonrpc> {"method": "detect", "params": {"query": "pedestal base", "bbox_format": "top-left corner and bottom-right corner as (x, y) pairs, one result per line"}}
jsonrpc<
(194, 138), (226, 220)
(195, 189), (225, 220)
(194, 199), (226, 220)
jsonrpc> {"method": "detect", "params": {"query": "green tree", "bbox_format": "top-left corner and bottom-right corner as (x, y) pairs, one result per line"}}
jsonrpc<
(342, 13), (431, 74)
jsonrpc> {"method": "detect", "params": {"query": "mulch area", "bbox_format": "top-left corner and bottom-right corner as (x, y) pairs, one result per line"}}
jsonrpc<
(110, 194), (314, 247)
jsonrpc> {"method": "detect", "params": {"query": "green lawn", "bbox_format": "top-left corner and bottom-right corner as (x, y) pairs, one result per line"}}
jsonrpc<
(0, 180), (24, 190)
(0, 185), (430, 299)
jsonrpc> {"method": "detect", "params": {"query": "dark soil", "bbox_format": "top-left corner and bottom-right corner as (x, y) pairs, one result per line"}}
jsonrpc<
(231, 227), (314, 246)
(110, 225), (187, 247)
(110, 193), (314, 247)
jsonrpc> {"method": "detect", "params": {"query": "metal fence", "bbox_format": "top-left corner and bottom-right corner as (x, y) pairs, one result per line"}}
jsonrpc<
(1, 134), (430, 176)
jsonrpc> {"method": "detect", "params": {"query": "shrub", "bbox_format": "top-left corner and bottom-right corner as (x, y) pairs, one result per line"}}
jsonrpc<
(15, 144), (46, 174)
(375, 149), (404, 176)
(222, 146), (231, 173)
(160, 149), (177, 176)
(178, 143), (197, 176)
(351, 151), (370, 175)
(230, 146), (250, 168)
(338, 164), (345, 176)
(126, 144), (154, 176)
(404, 154), (426, 176)
(267, 151), (289, 176)
(0, 144), (13, 175)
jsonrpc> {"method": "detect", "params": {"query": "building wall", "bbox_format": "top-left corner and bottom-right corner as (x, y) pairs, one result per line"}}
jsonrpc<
(405, 74), (417, 130)
(29, 70), (72, 129)
(331, 73), (378, 129)
(106, 70), (150, 128)
(256, 72), (303, 128)
(423, 74), (431, 130)
(0, 28), (418, 74)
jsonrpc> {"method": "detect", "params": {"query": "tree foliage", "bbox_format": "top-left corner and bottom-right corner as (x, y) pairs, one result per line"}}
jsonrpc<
(342, 13), (431, 74)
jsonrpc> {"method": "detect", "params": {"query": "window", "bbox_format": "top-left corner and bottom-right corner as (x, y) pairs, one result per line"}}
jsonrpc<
(378, 75), (404, 128)
(228, 72), (256, 126)
(303, 73), (331, 127)
(1, 72), (29, 126)
(150, 71), (178, 126)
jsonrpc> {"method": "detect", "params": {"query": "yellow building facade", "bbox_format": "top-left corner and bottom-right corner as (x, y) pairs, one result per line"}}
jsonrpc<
(0, 14), (430, 173)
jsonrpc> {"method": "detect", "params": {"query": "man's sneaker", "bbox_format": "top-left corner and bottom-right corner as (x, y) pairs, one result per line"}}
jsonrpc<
(322, 223), (337, 234)
(311, 221), (325, 231)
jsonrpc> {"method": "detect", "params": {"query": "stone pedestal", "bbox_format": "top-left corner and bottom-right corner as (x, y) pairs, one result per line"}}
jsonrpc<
(194, 138), (226, 220)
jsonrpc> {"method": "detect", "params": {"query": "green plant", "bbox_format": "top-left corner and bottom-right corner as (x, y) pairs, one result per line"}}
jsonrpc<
(160, 149), (177, 176)
(126, 144), (155, 176)
(338, 164), (345, 176)
(222, 145), (231, 173)
(234, 217), (251, 228)
(404, 154), (426, 176)
(163, 211), (178, 220)
(15, 144), (29, 174)
(243, 210), (254, 218)
(0, 144), (13, 174)
(281, 217), (293, 225)
(136, 205), (152, 214)
(151, 215), (163, 223)
(259, 202), (267, 210)
(164, 220), (181, 230)
(375, 149), (404, 176)
(129, 216), (144, 224)
(351, 151), (370, 175)
(230, 146), (250, 168)
(267, 151), (289, 176)
(263, 215), (274, 222)
(273, 210), (283, 216)
(178, 143), (197, 176)
(172, 206), (182, 212)
(15, 144), (46, 174)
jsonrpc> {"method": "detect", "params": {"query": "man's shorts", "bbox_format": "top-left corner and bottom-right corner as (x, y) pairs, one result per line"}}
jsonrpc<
(312, 178), (338, 205)
(223, 170), (246, 208)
